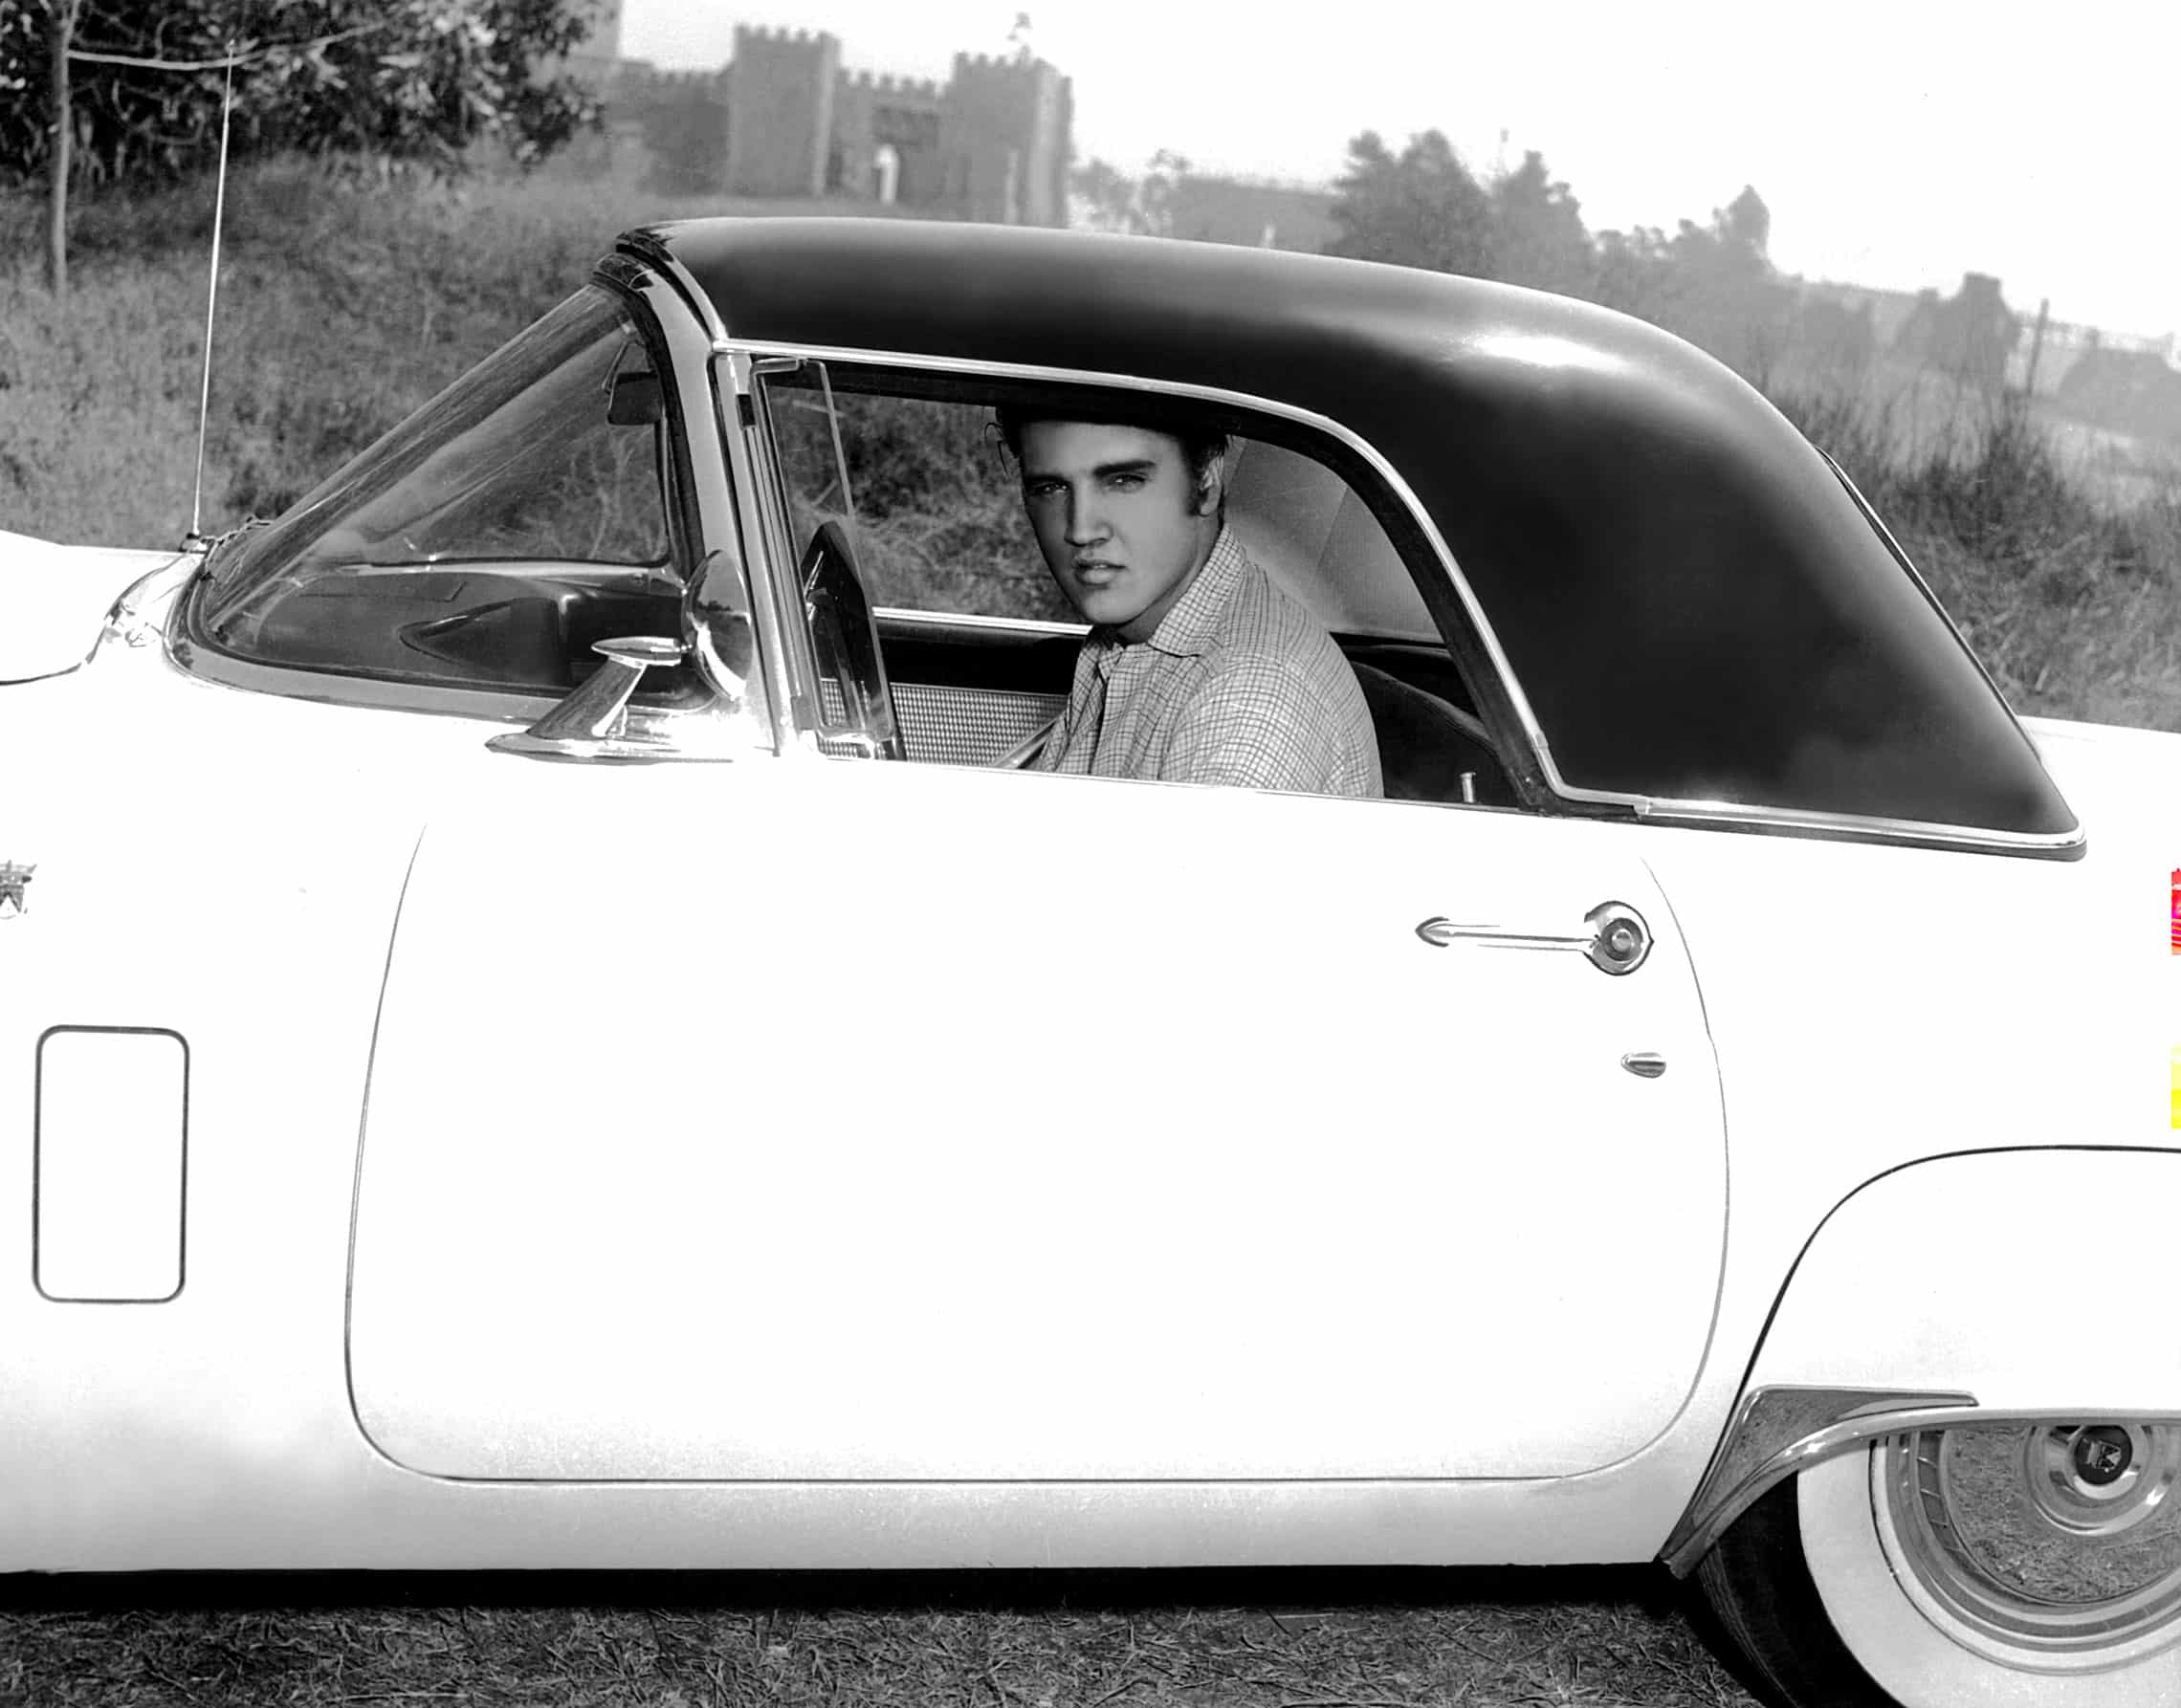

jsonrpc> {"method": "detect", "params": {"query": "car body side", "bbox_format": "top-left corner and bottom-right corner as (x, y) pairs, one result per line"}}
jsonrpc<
(1, 221), (2176, 1576)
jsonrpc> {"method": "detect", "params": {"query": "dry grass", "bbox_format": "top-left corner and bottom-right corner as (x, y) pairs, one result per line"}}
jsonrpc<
(0, 1567), (1764, 1708)
(0, 158), (920, 548)
(1773, 380), (2181, 730)
(7, 159), (2179, 731)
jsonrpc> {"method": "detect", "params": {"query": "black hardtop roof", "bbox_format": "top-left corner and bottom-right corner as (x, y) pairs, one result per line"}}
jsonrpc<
(622, 217), (2074, 844)
(628, 216), (1753, 428)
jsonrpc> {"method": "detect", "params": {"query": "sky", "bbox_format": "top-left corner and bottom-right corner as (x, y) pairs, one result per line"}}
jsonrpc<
(617, 0), (2179, 340)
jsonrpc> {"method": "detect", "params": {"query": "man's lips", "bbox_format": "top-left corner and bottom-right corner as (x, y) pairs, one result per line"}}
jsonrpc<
(1072, 559), (1123, 586)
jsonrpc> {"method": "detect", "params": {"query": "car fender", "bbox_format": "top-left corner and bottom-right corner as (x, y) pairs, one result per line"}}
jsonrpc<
(1659, 1147), (2181, 1574)
(0, 530), (185, 683)
(1738, 1147), (2181, 1409)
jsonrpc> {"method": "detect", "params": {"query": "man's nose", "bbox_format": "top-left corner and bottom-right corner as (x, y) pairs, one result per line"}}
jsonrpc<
(1064, 487), (1107, 545)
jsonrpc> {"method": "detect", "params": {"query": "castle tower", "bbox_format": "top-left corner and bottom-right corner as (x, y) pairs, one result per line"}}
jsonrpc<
(941, 53), (1072, 226)
(829, 71), (945, 201)
(725, 26), (841, 198)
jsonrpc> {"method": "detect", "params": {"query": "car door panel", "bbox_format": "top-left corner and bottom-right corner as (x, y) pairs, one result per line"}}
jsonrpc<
(349, 757), (1725, 1482)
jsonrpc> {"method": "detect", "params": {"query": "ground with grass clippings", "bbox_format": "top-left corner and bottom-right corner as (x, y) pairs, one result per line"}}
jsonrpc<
(1, 1568), (1765, 1707)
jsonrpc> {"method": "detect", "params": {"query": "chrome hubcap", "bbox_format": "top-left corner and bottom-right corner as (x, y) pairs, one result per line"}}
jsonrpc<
(1879, 1424), (2181, 1670)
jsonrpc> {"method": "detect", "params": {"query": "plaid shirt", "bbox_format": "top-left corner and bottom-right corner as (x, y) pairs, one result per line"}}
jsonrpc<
(1033, 529), (1382, 798)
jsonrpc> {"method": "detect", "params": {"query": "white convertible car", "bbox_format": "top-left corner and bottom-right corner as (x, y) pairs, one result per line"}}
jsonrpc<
(4, 219), (2176, 1708)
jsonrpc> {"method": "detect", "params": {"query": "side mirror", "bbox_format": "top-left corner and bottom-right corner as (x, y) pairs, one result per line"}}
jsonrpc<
(487, 637), (688, 761)
(685, 548), (760, 712)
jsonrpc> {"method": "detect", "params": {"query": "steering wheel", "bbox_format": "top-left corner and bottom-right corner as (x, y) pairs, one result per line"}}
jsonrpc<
(990, 713), (1061, 770)
(797, 520), (905, 761)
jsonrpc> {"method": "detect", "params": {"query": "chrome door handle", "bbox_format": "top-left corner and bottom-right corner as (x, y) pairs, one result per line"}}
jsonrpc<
(1415, 901), (1652, 975)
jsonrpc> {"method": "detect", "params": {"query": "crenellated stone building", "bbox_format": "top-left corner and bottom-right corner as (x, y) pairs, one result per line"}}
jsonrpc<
(613, 23), (1072, 227)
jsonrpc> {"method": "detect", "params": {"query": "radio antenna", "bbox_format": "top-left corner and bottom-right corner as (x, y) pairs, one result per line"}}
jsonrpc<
(186, 44), (236, 549)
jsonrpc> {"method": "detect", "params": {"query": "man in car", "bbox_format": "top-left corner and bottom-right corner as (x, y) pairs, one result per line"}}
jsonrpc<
(998, 405), (1381, 799)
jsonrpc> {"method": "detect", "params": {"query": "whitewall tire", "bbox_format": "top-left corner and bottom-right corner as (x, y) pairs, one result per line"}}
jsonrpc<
(1796, 1425), (2181, 1706)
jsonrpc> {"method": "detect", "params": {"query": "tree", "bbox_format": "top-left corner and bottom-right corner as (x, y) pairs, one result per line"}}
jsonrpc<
(1068, 147), (1189, 237)
(1720, 185), (1769, 257)
(1487, 148), (1591, 296)
(1590, 187), (1791, 383)
(1323, 129), (1492, 276)
(4, 1), (604, 292)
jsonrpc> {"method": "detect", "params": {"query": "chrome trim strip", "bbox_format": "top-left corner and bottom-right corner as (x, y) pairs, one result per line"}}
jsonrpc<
(1632, 796), (2085, 856)
(705, 335), (2082, 857)
(1823, 455), (2009, 703)
(169, 621), (564, 724)
(875, 605), (1089, 639)
(622, 234), (730, 346)
(727, 355), (836, 758)
(711, 353), (803, 756)
(636, 262), (780, 757)
(1663, 1384), (1978, 1576)
(1665, 1393), (2181, 1576)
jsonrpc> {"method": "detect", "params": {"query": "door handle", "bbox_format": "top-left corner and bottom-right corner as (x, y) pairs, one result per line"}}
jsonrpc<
(1415, 900), (1652, 975)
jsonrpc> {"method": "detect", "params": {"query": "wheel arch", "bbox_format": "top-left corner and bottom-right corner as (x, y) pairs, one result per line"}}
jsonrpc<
(1663, 1145), (2181, 1576)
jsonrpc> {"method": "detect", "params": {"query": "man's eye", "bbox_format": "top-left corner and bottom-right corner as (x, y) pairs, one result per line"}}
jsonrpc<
(1106, 473), (1145, 491)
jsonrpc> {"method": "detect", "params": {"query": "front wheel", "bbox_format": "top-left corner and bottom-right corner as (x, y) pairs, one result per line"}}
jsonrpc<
(1697, 1423), (2181, 1706)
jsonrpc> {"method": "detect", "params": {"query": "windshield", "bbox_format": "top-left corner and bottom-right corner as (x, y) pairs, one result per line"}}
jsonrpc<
(201, 286), (672, 646)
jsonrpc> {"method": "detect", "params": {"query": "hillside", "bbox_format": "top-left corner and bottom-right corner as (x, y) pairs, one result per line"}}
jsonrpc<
(3, 158), (2176, 729)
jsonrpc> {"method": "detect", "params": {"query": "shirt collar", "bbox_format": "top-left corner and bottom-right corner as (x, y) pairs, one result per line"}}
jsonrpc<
(1092, 527), (1246, 661)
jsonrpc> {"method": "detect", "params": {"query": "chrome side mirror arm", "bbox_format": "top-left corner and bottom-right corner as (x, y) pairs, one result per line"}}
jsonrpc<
(488, 636), (695, 762)
(489, 555), (771, 764)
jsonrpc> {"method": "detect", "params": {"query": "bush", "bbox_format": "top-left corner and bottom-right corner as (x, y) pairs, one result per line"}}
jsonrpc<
(1775, 382), (2181, 725)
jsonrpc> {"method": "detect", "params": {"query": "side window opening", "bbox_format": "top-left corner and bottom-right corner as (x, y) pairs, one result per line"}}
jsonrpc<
(757, 363), (1516, 806)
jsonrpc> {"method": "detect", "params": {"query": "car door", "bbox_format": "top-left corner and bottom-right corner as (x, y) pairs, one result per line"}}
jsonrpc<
(348, 727), (1725, 1488)
(347, 349), (1727, 1486)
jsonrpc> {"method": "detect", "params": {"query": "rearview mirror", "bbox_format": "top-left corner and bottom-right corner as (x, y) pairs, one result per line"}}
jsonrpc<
(607, 370), (663, 427)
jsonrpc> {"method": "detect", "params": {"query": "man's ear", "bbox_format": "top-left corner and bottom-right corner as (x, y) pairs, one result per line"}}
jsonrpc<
(1193, 451), (1226, 518)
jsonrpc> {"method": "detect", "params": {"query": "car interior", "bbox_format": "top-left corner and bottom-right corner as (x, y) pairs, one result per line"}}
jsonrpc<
(852, 429), (1517, 805)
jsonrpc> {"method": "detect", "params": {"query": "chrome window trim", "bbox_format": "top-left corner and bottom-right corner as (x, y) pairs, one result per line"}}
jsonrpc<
(1660, 1386), (2181, 1576)
(721, 354), (842, 759)
(1822, 449), (2021, 723)
(707, 335), (2082, 857)
(625, 256), (780, 755)
(707, 356), (801, 757)
(167, 624), (563, 725)
(1629, 796), (2082, 856)
(875, 605), (1089, 639)
(628, 238), (730, 346)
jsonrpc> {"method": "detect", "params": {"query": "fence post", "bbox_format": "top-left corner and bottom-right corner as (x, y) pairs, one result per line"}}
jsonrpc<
(2024, 296), (2050, 396)
(46, 0), (77, 298)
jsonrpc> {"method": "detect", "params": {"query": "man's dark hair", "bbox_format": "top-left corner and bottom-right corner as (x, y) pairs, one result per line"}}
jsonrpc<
(992, 403), (1230, 519)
